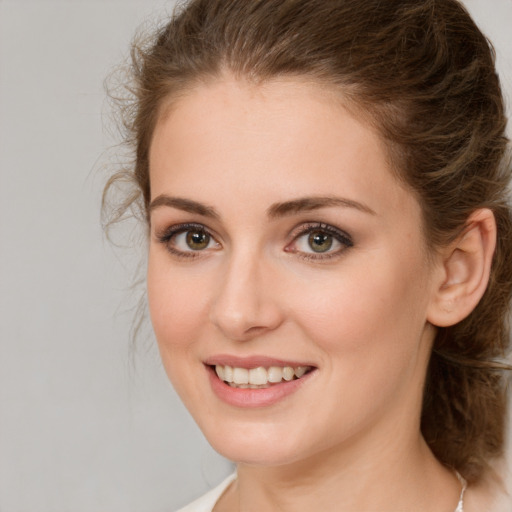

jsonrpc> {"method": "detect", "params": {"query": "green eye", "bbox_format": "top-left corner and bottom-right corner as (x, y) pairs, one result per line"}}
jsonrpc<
(186, 230), (210, 250)
(308, 231), (333, 253)
(157, 223), (220, 258)
(287, 223), (353, 260)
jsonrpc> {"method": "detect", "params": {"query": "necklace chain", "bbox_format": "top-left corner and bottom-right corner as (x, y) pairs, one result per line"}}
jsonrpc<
(454, 471), (467, 512)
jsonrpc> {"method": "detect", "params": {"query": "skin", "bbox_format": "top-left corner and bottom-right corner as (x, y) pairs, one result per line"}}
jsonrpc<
(147, 76), (472, 511)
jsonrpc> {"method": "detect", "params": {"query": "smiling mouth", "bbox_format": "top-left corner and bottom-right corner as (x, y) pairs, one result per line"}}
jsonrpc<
(212, 364), (314, 389)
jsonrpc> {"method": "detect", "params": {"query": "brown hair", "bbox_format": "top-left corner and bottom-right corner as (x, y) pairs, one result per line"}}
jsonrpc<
(104, 0), (512, 483)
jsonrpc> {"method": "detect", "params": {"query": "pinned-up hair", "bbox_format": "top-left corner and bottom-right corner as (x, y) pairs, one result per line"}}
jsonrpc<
(104, 0), (512, 483)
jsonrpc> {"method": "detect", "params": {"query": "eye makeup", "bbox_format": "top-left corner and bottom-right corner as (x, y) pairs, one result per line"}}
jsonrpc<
(285, 222), (353, 261)
(155, 222), (221, 259)
(155, 220), (353, 262)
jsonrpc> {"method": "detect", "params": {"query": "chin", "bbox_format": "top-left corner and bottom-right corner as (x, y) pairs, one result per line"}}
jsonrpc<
(199, 419), (320, 467)
(211, 440), (301, 467)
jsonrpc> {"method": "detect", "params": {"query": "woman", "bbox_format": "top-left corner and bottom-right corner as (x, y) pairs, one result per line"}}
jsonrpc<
(105, 0), (512, 510)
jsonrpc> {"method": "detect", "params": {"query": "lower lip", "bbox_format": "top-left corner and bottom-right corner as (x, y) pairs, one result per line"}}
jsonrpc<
(207, 366), (316, 408)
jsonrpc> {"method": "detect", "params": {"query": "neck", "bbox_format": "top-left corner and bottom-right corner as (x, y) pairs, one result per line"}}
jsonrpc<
(219, 430), (461, 512)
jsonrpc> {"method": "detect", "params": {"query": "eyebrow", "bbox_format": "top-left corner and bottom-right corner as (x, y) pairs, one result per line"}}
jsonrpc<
(267, 196), (376, 218)
(149, 195), (220, 219)
(149, 194), (376, 219)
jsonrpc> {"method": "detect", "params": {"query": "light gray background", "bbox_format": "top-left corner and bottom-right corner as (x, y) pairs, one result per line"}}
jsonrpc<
(1, 1), (511, 511)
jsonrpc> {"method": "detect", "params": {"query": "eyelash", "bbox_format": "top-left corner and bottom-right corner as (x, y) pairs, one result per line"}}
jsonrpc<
(286, 222), (353, 261)
(155, 221), (353, 261)
(156, 223), (219, 259)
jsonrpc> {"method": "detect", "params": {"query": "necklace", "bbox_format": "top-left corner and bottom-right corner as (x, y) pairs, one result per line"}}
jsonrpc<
(454, 472), (467, 512)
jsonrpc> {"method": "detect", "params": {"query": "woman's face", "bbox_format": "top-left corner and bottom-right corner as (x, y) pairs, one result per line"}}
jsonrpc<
(147, 77), (440, 466)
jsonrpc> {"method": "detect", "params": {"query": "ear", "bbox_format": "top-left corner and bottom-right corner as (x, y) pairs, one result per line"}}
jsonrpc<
(427, 208), (497, 328)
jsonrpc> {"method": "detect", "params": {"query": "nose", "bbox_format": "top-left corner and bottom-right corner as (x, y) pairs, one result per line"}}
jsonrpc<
(209, 250), (284, 341)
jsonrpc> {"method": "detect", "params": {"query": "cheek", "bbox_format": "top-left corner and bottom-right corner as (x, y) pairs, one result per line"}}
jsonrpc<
(147, 256), (210, 354)
(285, 261), (432, 436)
(147, 257), (214, 409)
(288, 253), (431, 369)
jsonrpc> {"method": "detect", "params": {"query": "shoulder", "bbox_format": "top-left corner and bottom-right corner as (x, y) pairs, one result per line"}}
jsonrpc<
(464, 462), (511, 512)
(176, 474), (237, 512)
(465, 485), (511, 512)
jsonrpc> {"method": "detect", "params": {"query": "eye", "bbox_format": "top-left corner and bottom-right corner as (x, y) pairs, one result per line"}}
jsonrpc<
(286, 223), (353, 260)
(306, 231), (335, 253)
(156, 223), (220, 257)
(181, 230), (211, 250)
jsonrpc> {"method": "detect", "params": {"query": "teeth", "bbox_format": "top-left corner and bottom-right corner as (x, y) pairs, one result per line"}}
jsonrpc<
(249, 367), (268, 385)
(282, 367), (294, 381)
(214, 364), (311, 387)
(224, 365), (233, 383)
(215, 365), (225, 380)
(268, 366), (283, 383)
(294, 366), (307, 378)
(233, 367), (249, 384)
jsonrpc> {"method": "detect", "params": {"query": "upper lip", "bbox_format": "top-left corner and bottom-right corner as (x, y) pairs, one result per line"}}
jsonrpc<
(204, 355), (316, 369)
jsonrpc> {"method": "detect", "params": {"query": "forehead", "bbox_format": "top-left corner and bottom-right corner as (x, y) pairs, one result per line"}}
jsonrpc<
(149, 76), (419, 226)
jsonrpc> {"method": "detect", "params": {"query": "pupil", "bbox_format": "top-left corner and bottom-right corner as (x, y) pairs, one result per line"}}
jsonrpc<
(186, 231), (209, 250)
(308, 231), (332, 253)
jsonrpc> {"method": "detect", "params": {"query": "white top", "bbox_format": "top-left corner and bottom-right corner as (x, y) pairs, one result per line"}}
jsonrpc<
(176, 474), (236, 512)
(176, 473), (466, 512)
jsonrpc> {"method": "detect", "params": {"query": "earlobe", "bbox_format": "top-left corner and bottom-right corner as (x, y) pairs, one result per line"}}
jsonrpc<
(427, 208), (497, 328)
